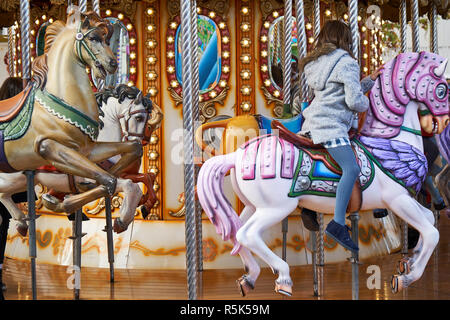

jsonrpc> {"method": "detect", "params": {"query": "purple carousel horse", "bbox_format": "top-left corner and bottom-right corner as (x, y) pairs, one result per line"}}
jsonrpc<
(197, 51), (449, 296)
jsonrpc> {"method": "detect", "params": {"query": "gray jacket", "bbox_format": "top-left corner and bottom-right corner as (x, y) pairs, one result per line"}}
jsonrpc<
(300, 48), (374, 144)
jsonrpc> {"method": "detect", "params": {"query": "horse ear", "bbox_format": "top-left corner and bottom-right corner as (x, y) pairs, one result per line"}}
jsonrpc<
(81, 13), (90, 30)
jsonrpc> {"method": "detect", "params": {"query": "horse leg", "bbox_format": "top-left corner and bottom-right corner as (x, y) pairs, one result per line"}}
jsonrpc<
(87, 141), (143, 177)
(0, 173), (28, 235)
(121, 173), (157, 216)
(233, 205), (260, 297)
(387, 194), (439, 292)
(38, 139), (117, 213)
(111, 178), (142, 233)
(236, 204), (298, 297)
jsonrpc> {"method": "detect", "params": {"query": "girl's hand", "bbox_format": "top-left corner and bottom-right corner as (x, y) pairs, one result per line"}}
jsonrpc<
(370, 65), (384, 80)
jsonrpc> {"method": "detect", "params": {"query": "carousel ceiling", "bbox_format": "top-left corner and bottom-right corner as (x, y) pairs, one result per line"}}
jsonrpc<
(1, 0), (448, 28)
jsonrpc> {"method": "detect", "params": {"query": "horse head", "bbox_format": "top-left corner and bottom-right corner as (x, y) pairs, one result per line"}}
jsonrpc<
(74, 11), (117, 79)
(361, 51), (449, 138)
(103, 84), (162, 145)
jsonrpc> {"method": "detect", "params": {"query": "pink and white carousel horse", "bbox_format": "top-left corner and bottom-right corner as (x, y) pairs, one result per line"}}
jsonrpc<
(0, 84), (162, 235)
(197, 51), (449, 296)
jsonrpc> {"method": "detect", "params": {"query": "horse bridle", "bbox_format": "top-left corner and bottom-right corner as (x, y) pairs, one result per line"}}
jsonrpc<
(75, 21), (101, 67)
(117, 99), (150, 141)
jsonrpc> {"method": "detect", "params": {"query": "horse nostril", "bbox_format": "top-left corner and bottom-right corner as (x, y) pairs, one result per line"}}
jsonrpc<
(109, 59), (118, 68)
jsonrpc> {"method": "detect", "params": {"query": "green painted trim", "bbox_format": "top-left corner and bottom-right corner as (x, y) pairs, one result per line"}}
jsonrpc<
(400, 126), (422, 136)
(35, 89), (99, 141)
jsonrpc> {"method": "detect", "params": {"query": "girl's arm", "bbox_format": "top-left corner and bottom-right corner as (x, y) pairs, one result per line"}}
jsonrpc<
(361, 66), (384, 94)
(337, 60), (370, 113)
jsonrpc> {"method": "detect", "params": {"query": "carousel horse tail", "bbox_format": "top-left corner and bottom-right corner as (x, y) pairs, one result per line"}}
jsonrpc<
(197, 152), (242, 255)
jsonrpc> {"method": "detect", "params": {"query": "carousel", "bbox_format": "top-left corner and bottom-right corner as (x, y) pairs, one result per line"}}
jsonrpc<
(0, 0), (448, 300)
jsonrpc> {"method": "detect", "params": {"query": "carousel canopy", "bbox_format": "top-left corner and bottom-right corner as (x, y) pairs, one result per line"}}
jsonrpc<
(1, 0), (448, 27)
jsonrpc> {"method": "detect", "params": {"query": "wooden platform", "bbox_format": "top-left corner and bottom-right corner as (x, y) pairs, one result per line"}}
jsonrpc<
(2, 212), (449, 300)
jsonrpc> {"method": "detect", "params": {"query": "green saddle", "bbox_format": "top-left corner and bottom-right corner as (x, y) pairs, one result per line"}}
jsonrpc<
(0, 87), (35, 141)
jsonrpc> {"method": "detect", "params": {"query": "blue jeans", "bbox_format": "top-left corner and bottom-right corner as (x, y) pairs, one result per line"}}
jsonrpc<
(326, 145), (360, 225)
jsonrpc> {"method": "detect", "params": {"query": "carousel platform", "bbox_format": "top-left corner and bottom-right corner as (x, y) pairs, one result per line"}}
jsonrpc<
(2, 210), (449, 300)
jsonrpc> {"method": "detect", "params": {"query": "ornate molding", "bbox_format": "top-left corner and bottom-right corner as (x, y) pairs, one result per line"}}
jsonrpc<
(168, 0), (229, 20)
(85, 195), (123, 215)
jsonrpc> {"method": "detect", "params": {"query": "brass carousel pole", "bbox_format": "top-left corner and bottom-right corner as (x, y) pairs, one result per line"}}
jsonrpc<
(7, 27), (14, 76)
(348, 0), (360, 301)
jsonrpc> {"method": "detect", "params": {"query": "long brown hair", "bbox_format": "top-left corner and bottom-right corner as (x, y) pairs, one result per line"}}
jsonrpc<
(0, 77), (23, 100)
(298, 20), (354, 72)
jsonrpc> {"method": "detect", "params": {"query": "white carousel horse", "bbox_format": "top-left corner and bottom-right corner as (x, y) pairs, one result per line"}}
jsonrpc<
(197, 51), (449, 296)
(0, 84), (162, 235)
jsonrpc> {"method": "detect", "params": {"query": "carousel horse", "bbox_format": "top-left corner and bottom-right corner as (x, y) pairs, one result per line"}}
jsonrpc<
(0, 84), (162, 236)
(0, 11), (145, 225)
(197, 51), (449, 296)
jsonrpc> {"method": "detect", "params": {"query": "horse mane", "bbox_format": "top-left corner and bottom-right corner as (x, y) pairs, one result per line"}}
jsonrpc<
(32, 20), (65, 89)
(94, 84), (154, 129)
(96, 84), (153, 112)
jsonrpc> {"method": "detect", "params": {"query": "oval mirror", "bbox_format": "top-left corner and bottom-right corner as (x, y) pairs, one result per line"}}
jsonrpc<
(92, 17), (130, 89)
(268, 16), (299, 91)
(174, 14), (222, 93)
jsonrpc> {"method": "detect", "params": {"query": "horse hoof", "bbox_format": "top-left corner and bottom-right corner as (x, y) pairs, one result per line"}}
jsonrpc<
(140, 205), (149, 219)
(16, 224), (28, 237)
(236, 276), (254, 297)
(275, 282), (292, 297)
(391, 275), (408, 293)
(42, 193), (64, 212)
(397, 257), (412, 275)
(113, 218), (127, 233)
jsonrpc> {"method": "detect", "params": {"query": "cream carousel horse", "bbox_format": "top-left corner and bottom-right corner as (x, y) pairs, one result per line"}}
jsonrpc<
(0, 11), (145, 223)
(197, 51), (449, 296)
(0, 84), (162, 235)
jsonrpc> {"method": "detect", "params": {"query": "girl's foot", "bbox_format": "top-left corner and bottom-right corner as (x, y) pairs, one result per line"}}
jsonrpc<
(325, 220), (359, 253)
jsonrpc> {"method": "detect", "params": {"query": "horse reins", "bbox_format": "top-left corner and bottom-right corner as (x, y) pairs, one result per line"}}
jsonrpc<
(75, 21), (101, 67)
(117, 101), (150, 141)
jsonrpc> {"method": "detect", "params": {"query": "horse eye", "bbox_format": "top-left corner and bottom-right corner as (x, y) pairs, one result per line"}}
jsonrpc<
(135, 116), (144, 122)
(435, 84), (447, 99)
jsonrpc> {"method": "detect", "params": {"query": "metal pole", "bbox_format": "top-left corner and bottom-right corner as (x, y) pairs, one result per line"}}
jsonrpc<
(348, 0), (360, 301)
(281, 0), (293, 260)
(317, 211), (324, 296)
(181, 0), (198, 300)
(311, 231), (318, 296)
(411, 0), (420, 53)
(294, 0), (308, 102)
(349, 212), (360, 300)
(282, 0), (293, 117)
(399, 0), (407, 54)
(20, 0), (31, 84)
(398, 0), (409, 256)
(430, 2), (438, 54)
(79, 0), (87, 13)
(104, 196), (115, 282)
(25, 170), (37, 300)
(92, 0), (100, 15)
(190, 0), (203, 274)
(71, 209), (83, 300)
